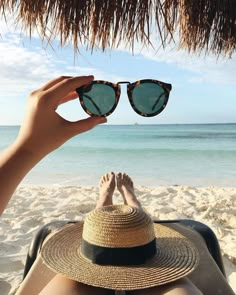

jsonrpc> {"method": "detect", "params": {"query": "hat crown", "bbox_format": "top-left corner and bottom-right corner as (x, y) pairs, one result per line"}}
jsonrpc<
(82, 205), (155, 247)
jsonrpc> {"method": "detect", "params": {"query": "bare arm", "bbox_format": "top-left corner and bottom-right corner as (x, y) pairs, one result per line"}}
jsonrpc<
(0, 76), (106, 215)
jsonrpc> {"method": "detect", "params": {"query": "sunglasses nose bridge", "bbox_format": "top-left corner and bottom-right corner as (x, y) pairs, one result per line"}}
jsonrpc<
(117, 81), (131, 85)
(116, 81), (132, 96)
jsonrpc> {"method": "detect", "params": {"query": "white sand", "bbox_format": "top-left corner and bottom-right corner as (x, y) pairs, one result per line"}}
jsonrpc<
(0, 185), (235, 294)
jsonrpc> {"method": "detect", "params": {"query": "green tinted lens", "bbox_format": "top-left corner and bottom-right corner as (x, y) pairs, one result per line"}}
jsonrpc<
(82, 84), (116, 115)
(132, 83), (166, 115)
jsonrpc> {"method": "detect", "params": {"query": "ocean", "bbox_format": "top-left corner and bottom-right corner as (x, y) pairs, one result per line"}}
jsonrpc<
(0, 124), (236, 187)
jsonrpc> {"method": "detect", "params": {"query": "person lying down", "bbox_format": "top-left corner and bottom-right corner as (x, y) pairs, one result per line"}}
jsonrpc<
(39, 172), (202, 295)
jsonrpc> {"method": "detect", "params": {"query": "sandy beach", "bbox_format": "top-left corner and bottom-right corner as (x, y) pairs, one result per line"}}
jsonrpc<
(0, 184), (235, 294)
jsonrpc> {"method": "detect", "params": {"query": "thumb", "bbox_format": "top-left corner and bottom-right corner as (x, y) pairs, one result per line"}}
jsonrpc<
(68, 116), (107, 136)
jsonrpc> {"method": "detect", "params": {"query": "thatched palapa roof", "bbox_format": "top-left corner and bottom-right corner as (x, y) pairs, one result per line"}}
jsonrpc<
(0, 0), (235, 56)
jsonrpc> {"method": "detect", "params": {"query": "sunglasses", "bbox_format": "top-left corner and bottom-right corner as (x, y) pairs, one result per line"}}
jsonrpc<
(76, 79), (172, 117)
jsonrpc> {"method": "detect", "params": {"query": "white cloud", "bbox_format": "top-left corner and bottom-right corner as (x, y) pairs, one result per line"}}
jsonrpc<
(143, 48), (236, 85)
(0, 40), (56, 97)
(0, 39), (128, 99)
(65, 66), (127, 82)
(115, 35), (236, 86)
(0, 26), (129, 122)
(0, 16), (130, 100)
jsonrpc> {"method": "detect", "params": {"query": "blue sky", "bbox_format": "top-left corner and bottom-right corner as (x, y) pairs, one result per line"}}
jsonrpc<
(0, 18), (235, 125)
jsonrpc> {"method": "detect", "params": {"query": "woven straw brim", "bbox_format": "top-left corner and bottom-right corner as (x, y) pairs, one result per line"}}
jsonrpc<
(41, 223), (199, 290)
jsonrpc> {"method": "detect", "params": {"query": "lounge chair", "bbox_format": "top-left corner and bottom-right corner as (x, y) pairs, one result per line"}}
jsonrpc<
(16, 219), (235, 295)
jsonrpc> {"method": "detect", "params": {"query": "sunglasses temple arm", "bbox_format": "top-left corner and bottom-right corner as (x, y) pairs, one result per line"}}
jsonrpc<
(151, 92), (166, 111)
(83, 94), (102, 115)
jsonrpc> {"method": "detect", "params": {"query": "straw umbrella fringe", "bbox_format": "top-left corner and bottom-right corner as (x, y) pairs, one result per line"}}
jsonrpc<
(0, 0), (235, 56)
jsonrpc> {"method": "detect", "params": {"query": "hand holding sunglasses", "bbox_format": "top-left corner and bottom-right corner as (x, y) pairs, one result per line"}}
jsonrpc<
(76, 79), (172, 117)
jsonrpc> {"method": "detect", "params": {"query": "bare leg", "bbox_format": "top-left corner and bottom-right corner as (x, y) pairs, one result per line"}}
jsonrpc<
(96, 171), (115, 209)
(116, 172), (141, 209)
(40, 174), (202, 295)
(39, 274), (114, 295)
(127, 278), (202, 295)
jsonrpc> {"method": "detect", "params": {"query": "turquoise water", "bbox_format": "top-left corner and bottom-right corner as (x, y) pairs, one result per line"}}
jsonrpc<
(0, 124), (236, 187)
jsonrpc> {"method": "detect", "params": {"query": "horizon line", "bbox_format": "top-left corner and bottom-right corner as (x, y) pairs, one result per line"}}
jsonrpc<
(1, 122), (236, 127)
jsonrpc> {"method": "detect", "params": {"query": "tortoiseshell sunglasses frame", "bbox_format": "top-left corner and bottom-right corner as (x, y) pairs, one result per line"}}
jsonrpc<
(76, 79), (172, 117)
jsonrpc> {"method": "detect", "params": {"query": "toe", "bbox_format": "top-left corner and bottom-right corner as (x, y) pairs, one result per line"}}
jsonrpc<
(99, 176), (104, 187)
(116, 172), (122, 183)
(104, 173), (109, 181)
(128, 175), (133, 186)
(123, 173), (134, 188)
(123, 173), (129, 183)
(117, 172), (122, 178)
(109, 171), (114, 178)
(110, 172), (115, 182)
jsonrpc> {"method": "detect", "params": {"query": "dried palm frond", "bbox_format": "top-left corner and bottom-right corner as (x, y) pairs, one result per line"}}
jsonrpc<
(0, 0), (235, 56)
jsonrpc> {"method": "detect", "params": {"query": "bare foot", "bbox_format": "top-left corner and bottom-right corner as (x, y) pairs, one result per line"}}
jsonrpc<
(96, 172), (115, 209)
(116, 173), (141, 209)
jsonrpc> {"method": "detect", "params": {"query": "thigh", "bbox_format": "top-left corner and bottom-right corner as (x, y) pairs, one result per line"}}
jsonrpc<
(127, 278), (202, 295)
(39, 274), (115, 295)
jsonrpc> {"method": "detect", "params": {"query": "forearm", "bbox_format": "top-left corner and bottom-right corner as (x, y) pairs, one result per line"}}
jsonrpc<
(0, 141), (42, 215)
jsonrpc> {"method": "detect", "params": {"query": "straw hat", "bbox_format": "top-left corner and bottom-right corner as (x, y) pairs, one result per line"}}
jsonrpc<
(41, 205), (199, 290)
